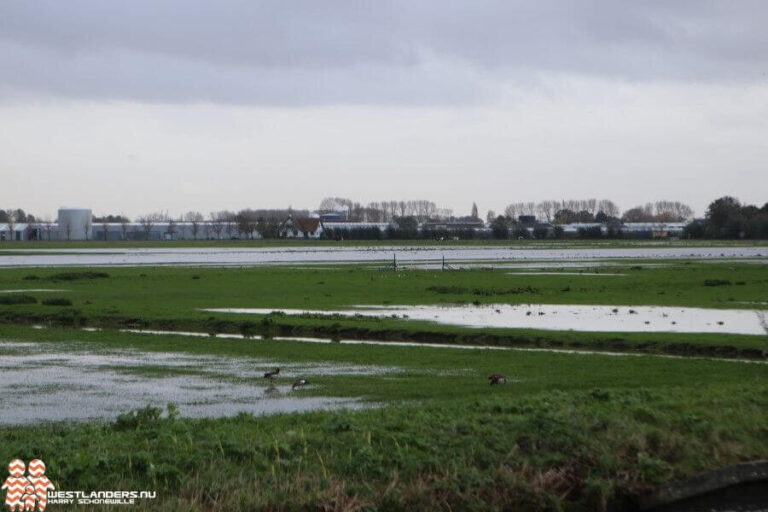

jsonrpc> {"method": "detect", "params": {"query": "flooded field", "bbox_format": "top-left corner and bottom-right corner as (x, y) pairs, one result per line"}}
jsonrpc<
(504, 271), (627, 276)
(0, 288), (69, 293)
(0, 245), (766, 267)
(0, 341), (398, 425)
(203, 304), (768, 336)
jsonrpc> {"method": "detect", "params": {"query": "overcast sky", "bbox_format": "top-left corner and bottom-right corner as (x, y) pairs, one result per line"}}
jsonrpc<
(1, 0), (766, 219)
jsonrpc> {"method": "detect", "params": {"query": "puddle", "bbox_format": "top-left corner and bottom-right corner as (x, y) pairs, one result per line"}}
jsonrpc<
(0, 341), (397, 425)
(0, 289), (68, 293)
(0, 246), (765, 268)
(202, 305), (768, 336)
(505, 272), (627, 276)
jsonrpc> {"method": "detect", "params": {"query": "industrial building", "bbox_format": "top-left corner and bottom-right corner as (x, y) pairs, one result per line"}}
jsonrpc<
(0, 207), (690, 242)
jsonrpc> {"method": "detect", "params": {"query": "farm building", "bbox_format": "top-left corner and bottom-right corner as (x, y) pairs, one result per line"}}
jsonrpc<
(0, 223), (36, 241)
(620, 222), (686, 238)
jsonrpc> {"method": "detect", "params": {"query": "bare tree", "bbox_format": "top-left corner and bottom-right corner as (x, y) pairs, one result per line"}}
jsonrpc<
(504, 202), (535, 220)
(387, 201), (398, 220)
(622, 206), (653, 222)
(84, 217), (92, 241)
(224, 211), (237, 239)
(318, 197), (354, 219)
(137, 215), (154, 240)
(167, 217), (177, 240)
(236, 210), (258, 238)
(504, 203), (520, 220)
(100, 217), (110, 241)
(536, 201), (557, 222)
(41, 215), (54, 241)
(31, 219), (42, 241)
(5, 209), (15, 241)
(184, 211), (203, 239)
(175, 216), (186, 239)
(119, 214), (130, 240)
(598, 199), (620, 218)
(209, 212), (225, 239)
(137, 212), (166, 240)
(653, 200), (694, 222)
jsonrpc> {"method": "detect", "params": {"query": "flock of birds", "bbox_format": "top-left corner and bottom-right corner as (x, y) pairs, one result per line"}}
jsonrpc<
(262, 367), (309, 390)
(264, 366), (506, 388)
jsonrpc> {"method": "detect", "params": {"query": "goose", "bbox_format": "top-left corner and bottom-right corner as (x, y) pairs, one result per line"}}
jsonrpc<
(263, 368), (280, 380)
(292, 379), (309, 390)
(488, 374), (506, 385)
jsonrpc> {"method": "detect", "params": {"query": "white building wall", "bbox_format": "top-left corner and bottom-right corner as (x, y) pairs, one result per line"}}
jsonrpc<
(57, 208), (93, 240)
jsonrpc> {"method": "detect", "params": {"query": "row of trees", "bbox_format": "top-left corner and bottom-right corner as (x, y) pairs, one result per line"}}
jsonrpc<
(318, 198), (452, 222)
(316, 197), (696, 226)
(4, 196), (767, 241)
(0, 209), (37, 224)
(126, 209), (309, 240)
(686, 197), (768, 239)
(500, 199), (693, 224)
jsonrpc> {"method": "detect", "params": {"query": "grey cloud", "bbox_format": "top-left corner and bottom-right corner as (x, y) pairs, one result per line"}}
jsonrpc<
(1, 0), (767, 105)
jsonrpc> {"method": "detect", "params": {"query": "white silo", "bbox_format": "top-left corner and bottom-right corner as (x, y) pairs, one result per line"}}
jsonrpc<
(57, 208), (93, 240)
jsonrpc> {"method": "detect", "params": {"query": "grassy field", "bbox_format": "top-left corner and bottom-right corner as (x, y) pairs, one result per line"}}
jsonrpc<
(1, 325), (767, 510)
(0, 262), (766, 357)
(1, 259), (767, 510)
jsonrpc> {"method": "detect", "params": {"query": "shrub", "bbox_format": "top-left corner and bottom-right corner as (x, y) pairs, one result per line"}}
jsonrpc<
(42, 298), (73, 306)
(426, 285), (469, 294)
(0, 294), (37, 305)
(239, 321), (258, 338)
(704, 279), (731, 287)
(48, 271), (109, 281)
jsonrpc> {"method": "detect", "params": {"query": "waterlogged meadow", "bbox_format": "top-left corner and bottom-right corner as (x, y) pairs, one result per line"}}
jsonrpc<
(0, 326), (767, 510)
(0, 340), (397, 424)
(0, 261), (766, 358)
(0, 254), (767, 509)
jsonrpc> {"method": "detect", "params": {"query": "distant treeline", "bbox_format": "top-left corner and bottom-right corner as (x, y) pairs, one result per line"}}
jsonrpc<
(684, 197), (768, 239)
(4, 195), (767, 240)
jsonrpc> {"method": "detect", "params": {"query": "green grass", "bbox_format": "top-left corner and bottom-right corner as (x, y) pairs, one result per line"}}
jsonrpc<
(2, 325), (767, 402)
(2, 262), (766, 312)
(0, 262), (766, 357)
(1, 325), (767, 510)
(1, 252), (767, 510)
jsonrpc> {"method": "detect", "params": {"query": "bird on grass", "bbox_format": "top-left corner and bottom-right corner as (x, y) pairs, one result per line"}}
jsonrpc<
(292, 379), (309, 390)
(488, 374), (506, 385)
(263, 368), (280, 380)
